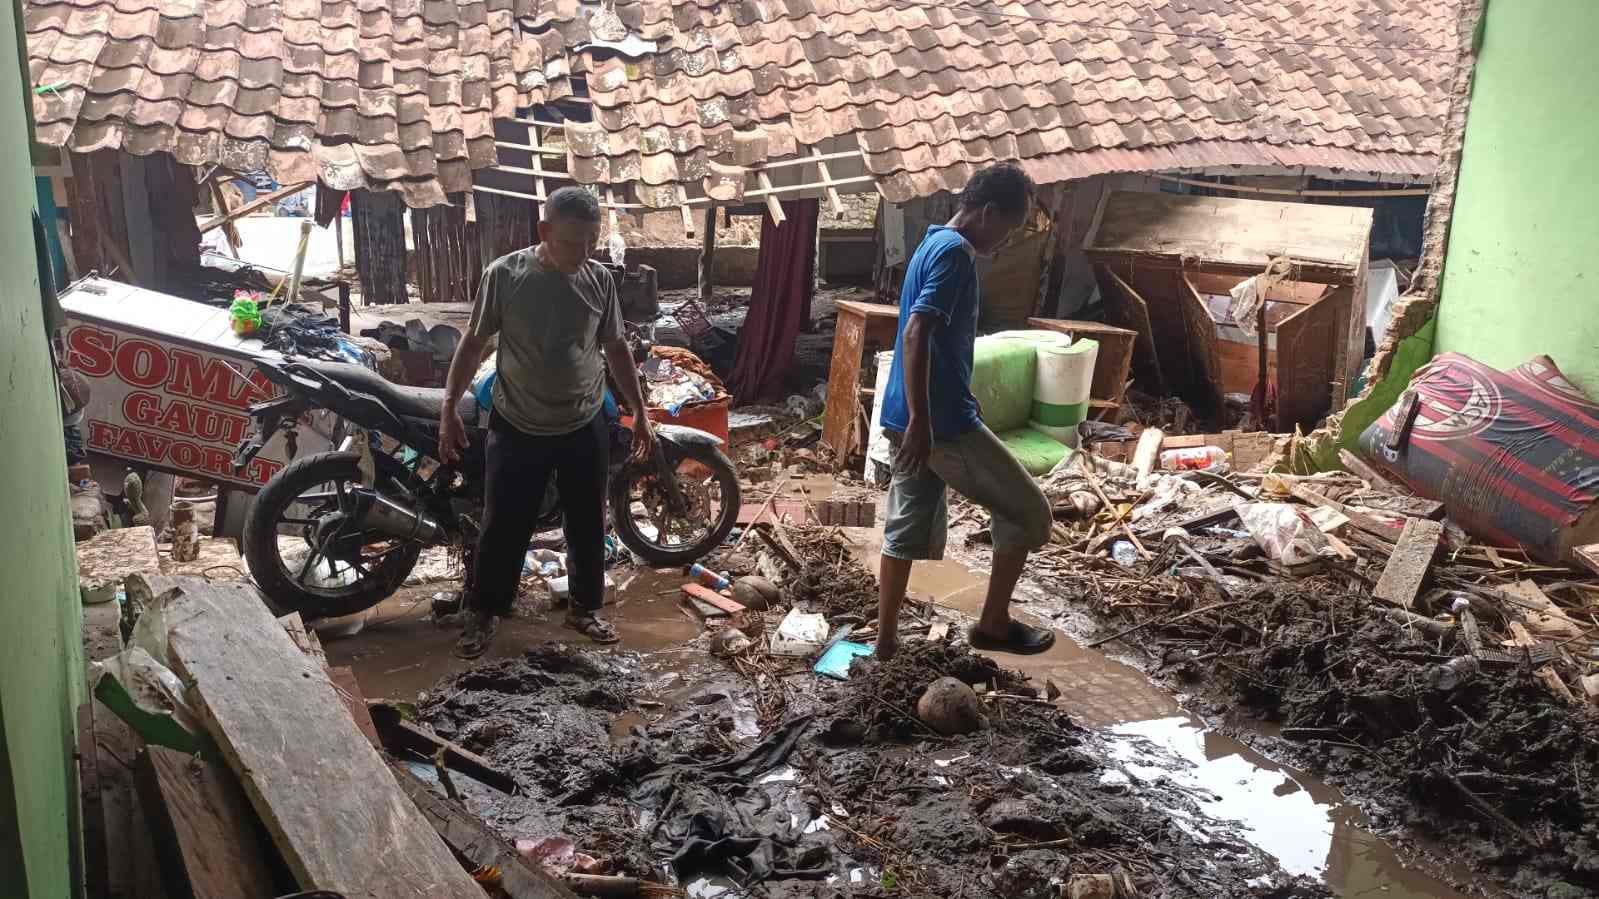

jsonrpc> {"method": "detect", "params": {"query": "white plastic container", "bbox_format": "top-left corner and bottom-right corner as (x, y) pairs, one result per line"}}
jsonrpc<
(1029, 338), (1099, 448)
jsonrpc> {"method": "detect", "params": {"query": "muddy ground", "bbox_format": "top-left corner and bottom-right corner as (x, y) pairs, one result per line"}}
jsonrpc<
(417, 637), (1329, 899)
(946, 534), (1599, 899)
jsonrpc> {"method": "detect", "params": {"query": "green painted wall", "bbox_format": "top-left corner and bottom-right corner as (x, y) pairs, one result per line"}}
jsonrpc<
(1435, 0), (1599, 391)
(0, 0), (85, 893)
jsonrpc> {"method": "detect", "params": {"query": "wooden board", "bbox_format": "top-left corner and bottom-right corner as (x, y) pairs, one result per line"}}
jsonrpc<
(77, 525), (162, 603)
(821, 304), (869, 459)
(136, 747), (283, 899)
(166, 582), (482, 898)
(1083, 190), (1373, 279)
(1338, 448), (1407, 495)
(1100, 268), (1166, 396)
(328, 667), (382, 750)
(1275, 289), (1341, 432)
(682, 583), (747, 616)
(391, 763), (578, 899)
(1372, 519), (1444, 609)
(1503, 580), (1585, 640)
(368, 705), (519, 795)
(1131, 427), (1164, 481)
(1573, 543), (1599, 579)
(1179, 276), (1227, 414)
(277, 613), (328, 667)
(159, 537), (245, 579)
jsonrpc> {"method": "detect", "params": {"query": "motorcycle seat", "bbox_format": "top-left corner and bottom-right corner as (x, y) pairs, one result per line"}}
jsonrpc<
(294, 360), (478, 426)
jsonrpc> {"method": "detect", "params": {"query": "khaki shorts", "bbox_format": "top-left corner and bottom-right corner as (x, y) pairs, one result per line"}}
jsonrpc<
(881, 424), (1052, 560)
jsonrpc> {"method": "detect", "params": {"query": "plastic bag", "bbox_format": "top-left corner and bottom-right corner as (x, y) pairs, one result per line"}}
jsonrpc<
(1236, 502), (1332, 566)
(1227, 276), (1263, 337)
(470, 351), (498, 412)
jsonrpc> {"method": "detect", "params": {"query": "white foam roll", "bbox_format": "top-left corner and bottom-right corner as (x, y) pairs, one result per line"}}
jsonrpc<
(1029, 338), (1099, 448)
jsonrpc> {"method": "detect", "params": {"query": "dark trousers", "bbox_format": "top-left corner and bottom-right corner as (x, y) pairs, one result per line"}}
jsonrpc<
(472, 410), (610, 616)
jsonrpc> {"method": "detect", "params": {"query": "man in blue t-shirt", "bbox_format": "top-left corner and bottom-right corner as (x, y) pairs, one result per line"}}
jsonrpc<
(876, 163), (1054, 660)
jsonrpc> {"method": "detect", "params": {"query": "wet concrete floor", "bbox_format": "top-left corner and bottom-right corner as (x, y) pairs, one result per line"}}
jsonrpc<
(324, 523), (1490, 898)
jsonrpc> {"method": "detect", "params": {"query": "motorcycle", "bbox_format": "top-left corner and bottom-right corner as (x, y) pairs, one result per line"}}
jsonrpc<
(233, 357), (741, 619)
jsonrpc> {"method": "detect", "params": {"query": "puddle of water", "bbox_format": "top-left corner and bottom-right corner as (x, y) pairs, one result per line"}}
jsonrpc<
(1109, 717), (1478, 898)
(323, 566), (704, 699)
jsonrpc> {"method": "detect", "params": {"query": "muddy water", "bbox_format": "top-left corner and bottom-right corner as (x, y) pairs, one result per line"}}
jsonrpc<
(881, 549), (1482, 899)
(323, 566), (705, 700)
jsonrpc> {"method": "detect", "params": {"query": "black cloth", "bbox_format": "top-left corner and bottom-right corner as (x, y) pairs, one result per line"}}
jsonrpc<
(471, 409), (609, 616)
(629, 716), (831, 884)
(261, 304), (349, 362)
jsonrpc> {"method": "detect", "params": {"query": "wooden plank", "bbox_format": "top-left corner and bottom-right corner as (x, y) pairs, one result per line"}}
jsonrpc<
(1131, 427), (1164, 482)
(197, 182), (311, 234)
(328, 667), (381, 750)
(1284, 482), (1402, 543)
(278, 614), (327, 668)
(368, 705), (519, 795)
(699, 204), (718, 302)
(1573, 543), (1599, 579)
(1180, 276), (1226, 414)
(821, 303), (868, 459)
(681, 583), (746, 616)
(1503, 580), (1585, 641)
(1372, 518), (1444, 609)
(1083, 191), (1372, 279)
(135, 747), (282, 899)
(1100, 268), (1166, 395)
(1387, 390), (1421, 452)
(1581, 674), (1599, 706)
(1339, 448), (1407, 494)
(166, 583), (482, 898)
(391, 763), (578, 899)
(1275, 287), (1341, 432)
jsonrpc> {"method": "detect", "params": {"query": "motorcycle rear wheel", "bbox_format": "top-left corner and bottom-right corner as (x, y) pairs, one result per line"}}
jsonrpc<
(609, 443), (741, 566)
(243, 451), (423, 619)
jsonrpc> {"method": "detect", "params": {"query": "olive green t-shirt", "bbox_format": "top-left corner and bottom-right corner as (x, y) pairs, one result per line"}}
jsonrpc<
(468, 247), (624, 436)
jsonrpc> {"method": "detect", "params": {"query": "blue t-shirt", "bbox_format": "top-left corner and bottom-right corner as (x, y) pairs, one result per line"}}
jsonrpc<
(881, 226), (981, 440)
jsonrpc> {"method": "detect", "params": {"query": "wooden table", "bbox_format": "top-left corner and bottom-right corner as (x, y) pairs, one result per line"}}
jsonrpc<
(821, 299), (901, 459)
(1026, 317), (1137, 420)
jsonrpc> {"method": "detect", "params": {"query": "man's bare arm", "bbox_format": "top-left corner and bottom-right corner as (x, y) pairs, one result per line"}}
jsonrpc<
(437, 333), (490, 462)
(604, 338), (656, 463)
(896, 312), (937, 470)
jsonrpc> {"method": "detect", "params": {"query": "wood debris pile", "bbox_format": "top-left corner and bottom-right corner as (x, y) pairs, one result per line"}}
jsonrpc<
(1004, 445), (1599, 889)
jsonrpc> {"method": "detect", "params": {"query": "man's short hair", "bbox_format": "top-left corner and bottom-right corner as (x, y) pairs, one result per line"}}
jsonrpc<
(959, 162), (1034, 219)
(545, 186), (602, 224)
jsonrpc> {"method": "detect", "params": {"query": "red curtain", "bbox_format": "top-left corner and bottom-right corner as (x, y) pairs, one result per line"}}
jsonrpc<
(728, 199), (820, 404)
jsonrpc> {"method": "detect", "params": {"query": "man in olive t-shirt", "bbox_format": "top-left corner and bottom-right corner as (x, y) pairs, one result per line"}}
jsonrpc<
(439, 187), (653, 659)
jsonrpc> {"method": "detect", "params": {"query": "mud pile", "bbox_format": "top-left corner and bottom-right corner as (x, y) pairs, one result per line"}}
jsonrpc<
(419, 645), (659, 873)
(1218, 583), (1599, 897)
(417, 639), (1329, 897)
(805, 640), (1327, 898)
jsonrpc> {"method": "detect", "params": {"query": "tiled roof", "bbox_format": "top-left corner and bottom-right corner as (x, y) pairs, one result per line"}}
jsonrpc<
(27, 0), (1460, 207)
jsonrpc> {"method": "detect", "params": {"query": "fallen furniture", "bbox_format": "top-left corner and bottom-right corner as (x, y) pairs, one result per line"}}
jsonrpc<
(1084, 190), (1373, 433)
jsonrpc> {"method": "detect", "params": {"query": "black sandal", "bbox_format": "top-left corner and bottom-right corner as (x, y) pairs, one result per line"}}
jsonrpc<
(565, 612), (620, 645)
(967, 620), (1056, 655)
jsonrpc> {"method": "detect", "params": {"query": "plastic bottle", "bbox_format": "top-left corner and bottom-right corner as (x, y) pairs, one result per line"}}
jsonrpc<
(686, 563), (732, 591)
(1159, 446), (1228, 471)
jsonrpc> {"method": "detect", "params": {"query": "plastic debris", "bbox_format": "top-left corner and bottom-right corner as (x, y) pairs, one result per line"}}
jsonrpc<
(770, 608), (830, 656)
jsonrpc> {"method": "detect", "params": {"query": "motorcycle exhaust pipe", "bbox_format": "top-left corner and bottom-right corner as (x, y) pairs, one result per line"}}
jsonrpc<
(351, 489), (445, 543)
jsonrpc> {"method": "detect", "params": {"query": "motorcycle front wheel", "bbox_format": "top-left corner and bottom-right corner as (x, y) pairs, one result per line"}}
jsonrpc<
(609, 443), (741, 566)
(243, 451), (423, 619)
